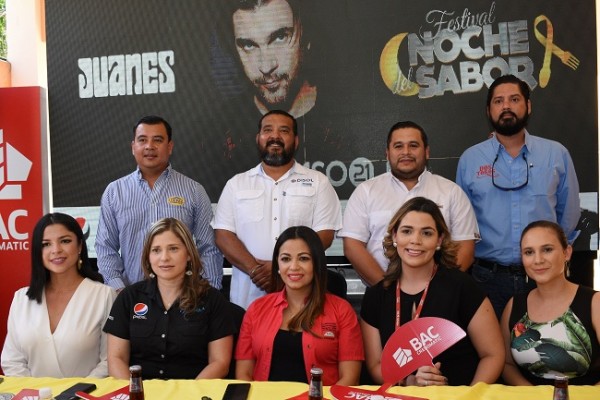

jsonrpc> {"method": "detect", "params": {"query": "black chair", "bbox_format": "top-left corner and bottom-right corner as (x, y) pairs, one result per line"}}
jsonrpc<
(326, 268), (348, 300)
(226, 301), (246, 379)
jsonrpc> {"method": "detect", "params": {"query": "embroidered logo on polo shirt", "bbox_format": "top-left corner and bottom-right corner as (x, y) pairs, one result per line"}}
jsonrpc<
(291, 178), (314, 187)
(167, 196), (185, 206)
(133, 303), (148, 320)
(321, 322), (337, 339)
(476, 164), (494, 178)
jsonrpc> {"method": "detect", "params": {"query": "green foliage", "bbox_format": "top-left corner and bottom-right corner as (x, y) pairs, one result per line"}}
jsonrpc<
(561, 310), (593, 358)
(511, 328), (541, 351)
(0, 0), (6, 59)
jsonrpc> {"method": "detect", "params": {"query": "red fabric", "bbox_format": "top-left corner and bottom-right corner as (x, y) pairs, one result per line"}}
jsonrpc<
(236, 290), (364, 385)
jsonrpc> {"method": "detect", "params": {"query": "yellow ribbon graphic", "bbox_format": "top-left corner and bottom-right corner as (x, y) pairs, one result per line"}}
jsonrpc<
(534, 15), (580, 88)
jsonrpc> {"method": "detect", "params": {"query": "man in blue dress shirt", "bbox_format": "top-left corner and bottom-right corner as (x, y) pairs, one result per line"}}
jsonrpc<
(95, 115), (223, 290)
(456, 75), (580, 318)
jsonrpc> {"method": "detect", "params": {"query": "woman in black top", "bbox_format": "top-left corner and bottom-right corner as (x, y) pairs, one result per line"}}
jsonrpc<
(360, 197), (504, 386)
(104, 218), (234, 379)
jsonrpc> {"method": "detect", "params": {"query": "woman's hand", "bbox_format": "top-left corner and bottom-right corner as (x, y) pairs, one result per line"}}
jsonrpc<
(405, 362), (448, 386)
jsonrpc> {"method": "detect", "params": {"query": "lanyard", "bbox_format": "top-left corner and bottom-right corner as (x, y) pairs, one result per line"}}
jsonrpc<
(395, 265), (438, 330)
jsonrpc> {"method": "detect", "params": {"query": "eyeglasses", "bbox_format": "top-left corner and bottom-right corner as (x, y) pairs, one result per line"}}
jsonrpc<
(492, 152), (529, 191)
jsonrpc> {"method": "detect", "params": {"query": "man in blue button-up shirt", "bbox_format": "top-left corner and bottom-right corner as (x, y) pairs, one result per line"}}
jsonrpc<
(95, 115), (223, 290)
(456, 75), (580, 318)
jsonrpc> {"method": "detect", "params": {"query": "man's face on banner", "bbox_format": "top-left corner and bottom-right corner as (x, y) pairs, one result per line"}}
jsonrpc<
(233, 0), (302, 107)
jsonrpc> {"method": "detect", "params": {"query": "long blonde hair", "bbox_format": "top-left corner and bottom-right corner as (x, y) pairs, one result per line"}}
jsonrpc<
(141, 218), (210, 315)
(382, 197), (459, 288)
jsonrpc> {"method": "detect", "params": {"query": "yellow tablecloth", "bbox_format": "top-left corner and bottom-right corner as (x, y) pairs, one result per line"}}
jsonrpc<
(0, 376), (599, 399)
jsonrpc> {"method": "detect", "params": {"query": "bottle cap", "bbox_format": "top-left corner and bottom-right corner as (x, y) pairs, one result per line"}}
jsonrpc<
(39, 387), (52, 399)
(310, 367), (323, 375)
(129, 365), (142, 373)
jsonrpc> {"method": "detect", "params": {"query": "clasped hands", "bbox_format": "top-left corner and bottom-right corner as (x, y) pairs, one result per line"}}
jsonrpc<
(404, 362), (448, 387)
(250, 259), (273, 292)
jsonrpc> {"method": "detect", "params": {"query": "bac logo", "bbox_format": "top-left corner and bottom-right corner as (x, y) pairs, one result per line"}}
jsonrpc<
(134, 303), (149, 316)
(409, 326), (441, 355)
(0, 129), (33, 200)
(392, 347), (413, 367)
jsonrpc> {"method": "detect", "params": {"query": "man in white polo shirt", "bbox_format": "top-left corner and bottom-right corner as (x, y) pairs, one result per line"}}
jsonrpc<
(339, 121), (479, 286)
(212, 110), (342, 309)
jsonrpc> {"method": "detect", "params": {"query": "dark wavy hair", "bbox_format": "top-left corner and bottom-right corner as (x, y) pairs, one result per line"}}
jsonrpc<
(382, 197), (459, 288)
(141, 218), (210, 315)
(27, 213), (103, 303)
(271, 225), (327, 333)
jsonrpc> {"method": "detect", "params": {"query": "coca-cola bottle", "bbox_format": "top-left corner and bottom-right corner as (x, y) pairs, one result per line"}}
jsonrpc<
(129, 365), (145, 400)
(553, 376), (569, 400)
(308, 367), (323, 400)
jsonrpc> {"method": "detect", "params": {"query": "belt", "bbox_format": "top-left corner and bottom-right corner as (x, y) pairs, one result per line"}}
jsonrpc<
(475, 259), (526, 275)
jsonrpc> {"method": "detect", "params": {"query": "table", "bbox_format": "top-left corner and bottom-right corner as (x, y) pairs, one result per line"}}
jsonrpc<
(0, 376), (599, 399)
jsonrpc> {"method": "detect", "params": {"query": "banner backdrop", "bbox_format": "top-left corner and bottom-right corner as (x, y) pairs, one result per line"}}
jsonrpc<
(0, 87), (48, 361)
(45, 0), (598, 253)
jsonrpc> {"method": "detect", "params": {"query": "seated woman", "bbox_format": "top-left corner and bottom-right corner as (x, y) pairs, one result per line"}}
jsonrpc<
(103, 218), (234, 379)
(236, 226), (364, 385)
(360, 197), (504, 386)
(1, 213), (116, 377)
(502, 220), (600, 385)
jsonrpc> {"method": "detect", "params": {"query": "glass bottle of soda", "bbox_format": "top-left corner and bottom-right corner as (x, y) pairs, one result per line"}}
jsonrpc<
(129, 365), (145, 400)
(553, 375), (569, 400)
(308, 367), (323, 400)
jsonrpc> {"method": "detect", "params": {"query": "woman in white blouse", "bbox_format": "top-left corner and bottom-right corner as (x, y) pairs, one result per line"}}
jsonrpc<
(1, 213), (116, 377)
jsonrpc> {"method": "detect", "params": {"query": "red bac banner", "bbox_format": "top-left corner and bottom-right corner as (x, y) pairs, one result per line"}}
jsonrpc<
(0, 87), (49, 368)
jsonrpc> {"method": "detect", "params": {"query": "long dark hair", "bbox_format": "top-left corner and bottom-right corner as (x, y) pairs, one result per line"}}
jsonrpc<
(27, 213), (103, 303)
(271, 226), (327, 333)
(382, 197), (459, 288)
(140, 218), (210, 315)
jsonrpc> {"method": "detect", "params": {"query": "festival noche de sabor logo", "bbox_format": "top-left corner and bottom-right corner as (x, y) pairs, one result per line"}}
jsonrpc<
(380, 2), (580, 99)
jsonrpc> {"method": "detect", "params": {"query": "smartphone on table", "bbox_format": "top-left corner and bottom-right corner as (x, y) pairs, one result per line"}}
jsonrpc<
(54, 383), (97, 400)
(221, 383), (251, 400)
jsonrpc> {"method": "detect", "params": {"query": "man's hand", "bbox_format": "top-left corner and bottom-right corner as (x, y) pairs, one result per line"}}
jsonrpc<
(250, 259), (273, 292)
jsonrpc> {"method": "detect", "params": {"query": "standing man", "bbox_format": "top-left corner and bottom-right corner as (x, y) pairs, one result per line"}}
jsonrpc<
(96, 115), (223, 290)
(456, 75), (581, 317)
(339, 121), (479, 286)
(212, 110), (342, 309)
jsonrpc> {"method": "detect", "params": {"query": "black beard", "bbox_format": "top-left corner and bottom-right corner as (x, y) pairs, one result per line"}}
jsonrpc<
(259, 141), (295, 166)
(490, 111), (529, 137)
